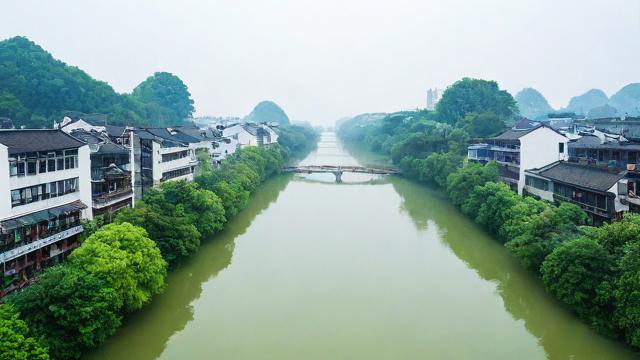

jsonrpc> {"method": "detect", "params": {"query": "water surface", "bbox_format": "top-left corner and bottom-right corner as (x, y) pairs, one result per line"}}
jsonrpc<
(85, 133), (639, 360)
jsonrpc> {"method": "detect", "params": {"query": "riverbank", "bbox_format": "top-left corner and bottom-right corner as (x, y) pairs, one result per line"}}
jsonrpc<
(84, 132), (639, 359)
(1, 126), (319, 360)
(337, 111), (640, 352)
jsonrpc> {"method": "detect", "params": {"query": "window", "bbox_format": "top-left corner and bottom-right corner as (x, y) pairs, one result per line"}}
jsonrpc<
(57, 157), (64, 171)
(48, 153), (56, 171)
(9, 160), (17, 176)
(49, 182), (57, 198)
(558, 143), (564, 154)
(16, 161), (25, 176)
(10, 190), (20, 207)
(10, 177), (79, 207)
(39, 159), (47, 173)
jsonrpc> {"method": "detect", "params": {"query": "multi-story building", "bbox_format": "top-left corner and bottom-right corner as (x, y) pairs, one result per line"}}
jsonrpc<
(129, 128), (204, 198)
(67, 129), (134, 220)
(0, 130), (92, 296)
(468, 121), (569, 194)
(222, 123), (279, 148)
(524, 161), (628, 224)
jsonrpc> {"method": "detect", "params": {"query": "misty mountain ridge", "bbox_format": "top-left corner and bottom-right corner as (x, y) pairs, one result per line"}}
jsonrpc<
(516, 84), (640, 119)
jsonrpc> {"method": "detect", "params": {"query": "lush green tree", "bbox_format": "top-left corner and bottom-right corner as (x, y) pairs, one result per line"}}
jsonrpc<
(278, 124), (319, 155)
(159, 180), (226, 237)
(541, 238), (615, 331)
(506, 203), (588, 273)
(587, 213), (640, 258)
(446, 162), (499, 207)
(436, 78), (519, 124)
(463, 182), (521, 236)
(460, 111), (506, 138)
(6, 266), (121, 360)
(132, 72), (194, 124)
(409, 152), (463, 188)
(614, 239), (640, 346)
(0, 91), (29, 125)
(115, 199), (201, 266)
(0, 304), (49, 360)
(70, 223), (167, 312)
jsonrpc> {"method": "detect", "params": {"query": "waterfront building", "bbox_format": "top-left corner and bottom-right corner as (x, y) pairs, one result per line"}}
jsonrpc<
(524, 161), (628, 224)
(468, 121), (569, 194)
(222, 123), (279, 148)
(60, 118), (135, 219)
(0, 130), (92, 296)
(67, 129), (134, 220)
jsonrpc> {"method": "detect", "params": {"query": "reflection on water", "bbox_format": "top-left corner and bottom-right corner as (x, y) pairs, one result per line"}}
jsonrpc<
(85, 133), (639, 360)
(84, 175), (291, 360)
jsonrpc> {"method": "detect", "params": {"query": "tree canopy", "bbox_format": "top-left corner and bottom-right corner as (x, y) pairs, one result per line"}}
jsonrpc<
(0, 304), (49, 360)
(70, 223), (167, 312)
(0, 36), (194, 128)
(5, 266), (121, 360)
(436, 78), (518, 124)
(132, 72), (195, 124)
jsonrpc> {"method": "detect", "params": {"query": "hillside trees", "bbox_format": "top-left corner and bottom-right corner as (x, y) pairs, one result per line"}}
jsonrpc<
(436, 78), (518, 124)
(0, 36), (194, 127)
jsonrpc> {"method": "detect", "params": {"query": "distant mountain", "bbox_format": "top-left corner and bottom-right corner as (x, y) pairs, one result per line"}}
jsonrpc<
(515, 88), (554, 119)
(610, 83), (640, 116)
(244, 101), (290, 125)
(0, 36), (194, 128)
(565, 89), (609, 115)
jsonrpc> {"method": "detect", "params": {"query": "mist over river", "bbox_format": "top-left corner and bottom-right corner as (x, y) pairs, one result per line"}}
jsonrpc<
(85, 133), (639, 360)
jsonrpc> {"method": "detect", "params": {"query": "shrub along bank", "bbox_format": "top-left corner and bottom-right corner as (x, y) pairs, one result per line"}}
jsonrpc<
(1, 126), (318, 360)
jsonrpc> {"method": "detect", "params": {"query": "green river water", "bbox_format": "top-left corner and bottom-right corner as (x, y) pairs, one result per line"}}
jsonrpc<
(85, 133), (639, 360)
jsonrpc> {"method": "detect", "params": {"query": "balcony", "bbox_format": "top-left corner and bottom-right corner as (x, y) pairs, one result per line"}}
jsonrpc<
(0, 225), (83, 263)
(92, 187), (133, 208)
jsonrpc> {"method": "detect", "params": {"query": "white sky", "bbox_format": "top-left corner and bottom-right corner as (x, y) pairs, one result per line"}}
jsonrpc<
(1, 0), (639, 125)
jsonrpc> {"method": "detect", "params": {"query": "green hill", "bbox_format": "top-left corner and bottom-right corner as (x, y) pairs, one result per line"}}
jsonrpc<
(610, 83), (640, 116)
(565, 89), (609, 115)
(515, 88), (554, 119)
(0, 36), (194, 128)
(243, 101), (290, 125)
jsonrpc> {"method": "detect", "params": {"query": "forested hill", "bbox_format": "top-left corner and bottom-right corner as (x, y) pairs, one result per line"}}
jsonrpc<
(243, 101), (290, 125)
(0, 36), (194, 128)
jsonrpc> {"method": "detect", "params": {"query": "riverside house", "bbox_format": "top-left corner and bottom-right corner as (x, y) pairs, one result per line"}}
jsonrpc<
(0, 130), (92, 296)
(467, 120), (569, 194)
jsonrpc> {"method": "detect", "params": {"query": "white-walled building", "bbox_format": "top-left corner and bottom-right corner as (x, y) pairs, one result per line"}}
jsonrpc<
(0, 130), (92, 296)
(222, 123), (279, 148)
(468, 123), (568, 194)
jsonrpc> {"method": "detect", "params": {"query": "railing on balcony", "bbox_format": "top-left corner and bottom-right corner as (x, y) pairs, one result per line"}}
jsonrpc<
(92, 187), (133, 207)
(0, 225), (83, 262)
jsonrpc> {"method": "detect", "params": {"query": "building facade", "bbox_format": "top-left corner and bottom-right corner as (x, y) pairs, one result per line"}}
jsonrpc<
(0, 130), (92, 296)
(468, 123), (569, 194)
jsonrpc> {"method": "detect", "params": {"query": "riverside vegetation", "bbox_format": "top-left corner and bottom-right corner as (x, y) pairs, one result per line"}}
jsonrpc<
(0, 125), (318, 360)
(338, 77), (640, 350)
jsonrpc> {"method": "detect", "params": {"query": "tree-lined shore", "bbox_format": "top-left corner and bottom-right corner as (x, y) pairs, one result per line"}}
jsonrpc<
(0, 126), (318, 360)
(338, 78), (640, 350)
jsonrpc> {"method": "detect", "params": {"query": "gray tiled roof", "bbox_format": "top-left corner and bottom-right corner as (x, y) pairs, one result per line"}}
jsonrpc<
(532, 161), (625, 192)
(0, 130), (85, 154)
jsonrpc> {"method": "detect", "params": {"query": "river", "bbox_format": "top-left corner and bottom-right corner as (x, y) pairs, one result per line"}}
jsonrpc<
(85, 132), (639, 360)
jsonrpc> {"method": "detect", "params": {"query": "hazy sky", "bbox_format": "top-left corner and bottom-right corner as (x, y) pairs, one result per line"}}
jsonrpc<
(1, 0), (639, 125)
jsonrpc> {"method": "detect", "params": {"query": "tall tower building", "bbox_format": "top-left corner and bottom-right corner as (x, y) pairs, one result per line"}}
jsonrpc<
(426, 88), (441, 110)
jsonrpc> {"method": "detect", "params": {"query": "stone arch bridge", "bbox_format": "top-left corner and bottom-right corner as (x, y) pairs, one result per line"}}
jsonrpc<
(283, 165), (401, 182)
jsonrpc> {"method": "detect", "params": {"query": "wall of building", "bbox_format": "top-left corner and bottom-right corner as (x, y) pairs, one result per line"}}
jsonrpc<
(518, 128), (569, 194)
(0, 144), (93, 221)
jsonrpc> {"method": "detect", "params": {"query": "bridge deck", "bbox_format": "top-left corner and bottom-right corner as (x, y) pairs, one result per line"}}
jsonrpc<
(283, 165), (401, 175)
